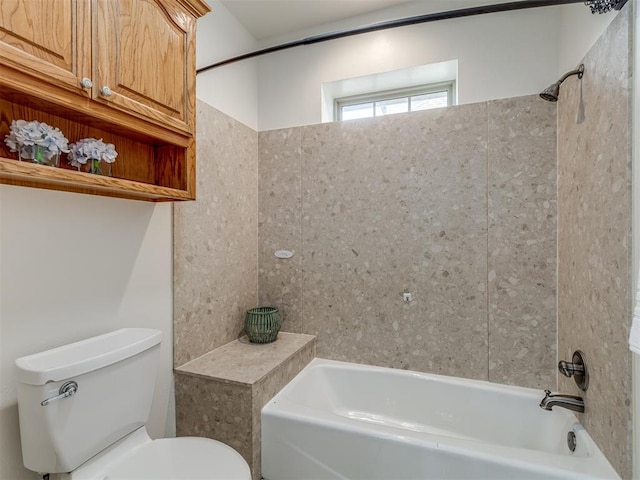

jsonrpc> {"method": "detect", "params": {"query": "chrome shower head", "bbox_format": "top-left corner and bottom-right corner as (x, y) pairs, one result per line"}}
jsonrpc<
(539, 64), (585, 102)
(540, 82), (561, 102)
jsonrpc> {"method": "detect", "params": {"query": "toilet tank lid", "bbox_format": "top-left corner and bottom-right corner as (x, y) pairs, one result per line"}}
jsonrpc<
(15, 328), (162, 385)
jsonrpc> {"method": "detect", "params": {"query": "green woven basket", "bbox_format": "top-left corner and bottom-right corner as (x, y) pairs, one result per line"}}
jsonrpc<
(245, 306), (281, 344)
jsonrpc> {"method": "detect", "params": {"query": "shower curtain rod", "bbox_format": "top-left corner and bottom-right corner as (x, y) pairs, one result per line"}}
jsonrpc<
(197, 0), (624, 74)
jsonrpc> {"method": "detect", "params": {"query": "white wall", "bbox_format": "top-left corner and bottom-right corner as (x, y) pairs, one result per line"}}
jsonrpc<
(0, 186), (173, 479)
(256, 3), (566, 131)
(0, 4), (259, 478)
(193, 0), (624, 132)
(253, 1), (628, 132)
(558, 3), (619, 75)
(196, 0), (259, 130)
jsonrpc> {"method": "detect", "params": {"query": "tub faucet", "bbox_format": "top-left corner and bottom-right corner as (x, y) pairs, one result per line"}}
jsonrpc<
(539, 389), (584, 413)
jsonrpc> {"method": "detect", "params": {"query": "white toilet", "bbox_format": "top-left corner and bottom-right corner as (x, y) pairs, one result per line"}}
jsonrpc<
(15, 328), (251, 479)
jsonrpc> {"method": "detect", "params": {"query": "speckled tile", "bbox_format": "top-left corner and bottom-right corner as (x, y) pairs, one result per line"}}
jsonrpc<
(174, 101), (259, 366)
(258, 129), (304, 333)
(557, 5), (632, 478)
(175, 332), (316, 385)
(175, 334), (315, 480)
(256, 99), (558, 383)
(175, 374), (253, 464)
(488, 96), (557, 389)
(299, 104), (490, 380)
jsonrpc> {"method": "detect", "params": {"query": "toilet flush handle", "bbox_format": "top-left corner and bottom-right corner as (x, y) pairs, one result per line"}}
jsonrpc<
(41, 381), (78, 406)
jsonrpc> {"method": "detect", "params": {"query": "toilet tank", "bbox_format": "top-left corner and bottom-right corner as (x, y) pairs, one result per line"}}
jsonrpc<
(15, 328), (162, 474)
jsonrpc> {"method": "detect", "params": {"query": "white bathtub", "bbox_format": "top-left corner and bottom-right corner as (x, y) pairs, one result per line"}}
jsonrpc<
(261, 358), (619, 480)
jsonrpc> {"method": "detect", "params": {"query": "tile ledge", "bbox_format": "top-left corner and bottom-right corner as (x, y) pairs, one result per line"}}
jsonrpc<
(174, 332), (316, 386)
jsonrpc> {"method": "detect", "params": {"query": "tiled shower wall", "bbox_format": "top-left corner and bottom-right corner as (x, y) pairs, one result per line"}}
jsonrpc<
(259, 95), (557, 387)
(174, 101), (258, 367)
(557, 5), (632, 478)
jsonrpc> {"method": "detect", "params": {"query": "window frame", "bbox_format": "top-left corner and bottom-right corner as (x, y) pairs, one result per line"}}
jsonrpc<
(335, 81), (456, 122)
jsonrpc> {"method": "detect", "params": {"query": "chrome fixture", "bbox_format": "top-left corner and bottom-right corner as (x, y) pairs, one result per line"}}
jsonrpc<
(80, 77), (93, 89)
(558, 350), (589, 391)
(567, 431), (577, 452)
(540, 64), (585, 102)
(584, 0), (627, 14)
(41, 381), (78, 406)
(539, 389), (584, 413)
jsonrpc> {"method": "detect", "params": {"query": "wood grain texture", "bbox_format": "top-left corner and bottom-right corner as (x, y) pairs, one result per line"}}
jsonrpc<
(185, 6), (197, 132)
(0, 99), (190, 199)
(1, 100), (156, 182)
(0, 0), (204, 202)
(94, 0), (192, 133)
(0, 69), (191, 147)
(0, 158), (192, 201)
(185, 136), (196, 198)
(155, 144), (187, 191)
(176, 0), (211, 17)
(0, 0), (91, 95)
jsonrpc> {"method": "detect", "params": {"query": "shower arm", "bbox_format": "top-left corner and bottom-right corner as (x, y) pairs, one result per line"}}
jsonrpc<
(540, 63), (585, 102)
(558, 64), (585, 85)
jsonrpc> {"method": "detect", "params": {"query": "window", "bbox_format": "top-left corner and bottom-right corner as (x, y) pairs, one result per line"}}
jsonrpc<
(336, 82), (455, 121)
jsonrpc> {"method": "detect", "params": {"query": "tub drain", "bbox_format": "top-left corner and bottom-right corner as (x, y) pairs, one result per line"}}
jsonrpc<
(567, 431), (577, 452)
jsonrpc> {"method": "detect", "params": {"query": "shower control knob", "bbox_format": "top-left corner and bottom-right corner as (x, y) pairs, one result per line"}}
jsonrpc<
(558, 350), (588, 391)
(100, 86), (113, 97)
(80, 77), (93, 89)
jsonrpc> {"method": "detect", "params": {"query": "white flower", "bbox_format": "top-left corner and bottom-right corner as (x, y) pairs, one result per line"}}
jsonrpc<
(67, 138), (118, 168)
(4, 120), (69, 161)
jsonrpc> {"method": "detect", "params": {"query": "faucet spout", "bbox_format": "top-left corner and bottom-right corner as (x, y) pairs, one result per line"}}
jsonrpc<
(539, 389), (584, 413)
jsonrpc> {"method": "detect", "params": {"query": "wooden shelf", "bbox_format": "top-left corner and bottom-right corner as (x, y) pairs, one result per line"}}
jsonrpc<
(0, 157), (193, 202)
(0, 0), (210, 203)
(1, 101), (194, 202)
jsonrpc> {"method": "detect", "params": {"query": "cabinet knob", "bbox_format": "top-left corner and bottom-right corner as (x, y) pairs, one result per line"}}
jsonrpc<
(100, 86), (113, 97)
(80, 77), (93, 89)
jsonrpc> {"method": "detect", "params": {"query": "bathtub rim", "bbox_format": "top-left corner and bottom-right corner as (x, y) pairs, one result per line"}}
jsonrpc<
(262, 357), (620, 480)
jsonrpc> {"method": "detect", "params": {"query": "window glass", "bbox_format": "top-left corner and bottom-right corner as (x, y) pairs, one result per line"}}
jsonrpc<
(410, 91), (449, 111)
(375, 97), (409, 116)
(342, 102), (374, 121)
(337, 82), (454, 121)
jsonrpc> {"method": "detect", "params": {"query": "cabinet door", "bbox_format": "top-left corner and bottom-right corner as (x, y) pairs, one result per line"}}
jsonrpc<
(0, 0), (91, 95)
(94, 0), (194, 134)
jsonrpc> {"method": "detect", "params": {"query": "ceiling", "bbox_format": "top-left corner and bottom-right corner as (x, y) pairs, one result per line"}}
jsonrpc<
(219, 0), (414, 40)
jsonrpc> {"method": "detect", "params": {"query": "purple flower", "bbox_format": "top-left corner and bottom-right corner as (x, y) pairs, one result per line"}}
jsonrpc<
(67, 138), (118, 168)
(4, 120), (69, 160)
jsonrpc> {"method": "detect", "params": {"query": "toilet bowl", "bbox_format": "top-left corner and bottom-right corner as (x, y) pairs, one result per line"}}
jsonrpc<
(15, 328), (251, 480)
(66, 426), (250, 480)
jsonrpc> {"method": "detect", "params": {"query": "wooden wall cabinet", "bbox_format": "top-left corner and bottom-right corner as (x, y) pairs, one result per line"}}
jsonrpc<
(0, 0), (210, 202)
(0, 0), (90, 97)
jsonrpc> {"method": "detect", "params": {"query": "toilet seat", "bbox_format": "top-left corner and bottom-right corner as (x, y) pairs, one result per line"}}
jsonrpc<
(106, 437), (250, 479)
(105, 437), (251, 480)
